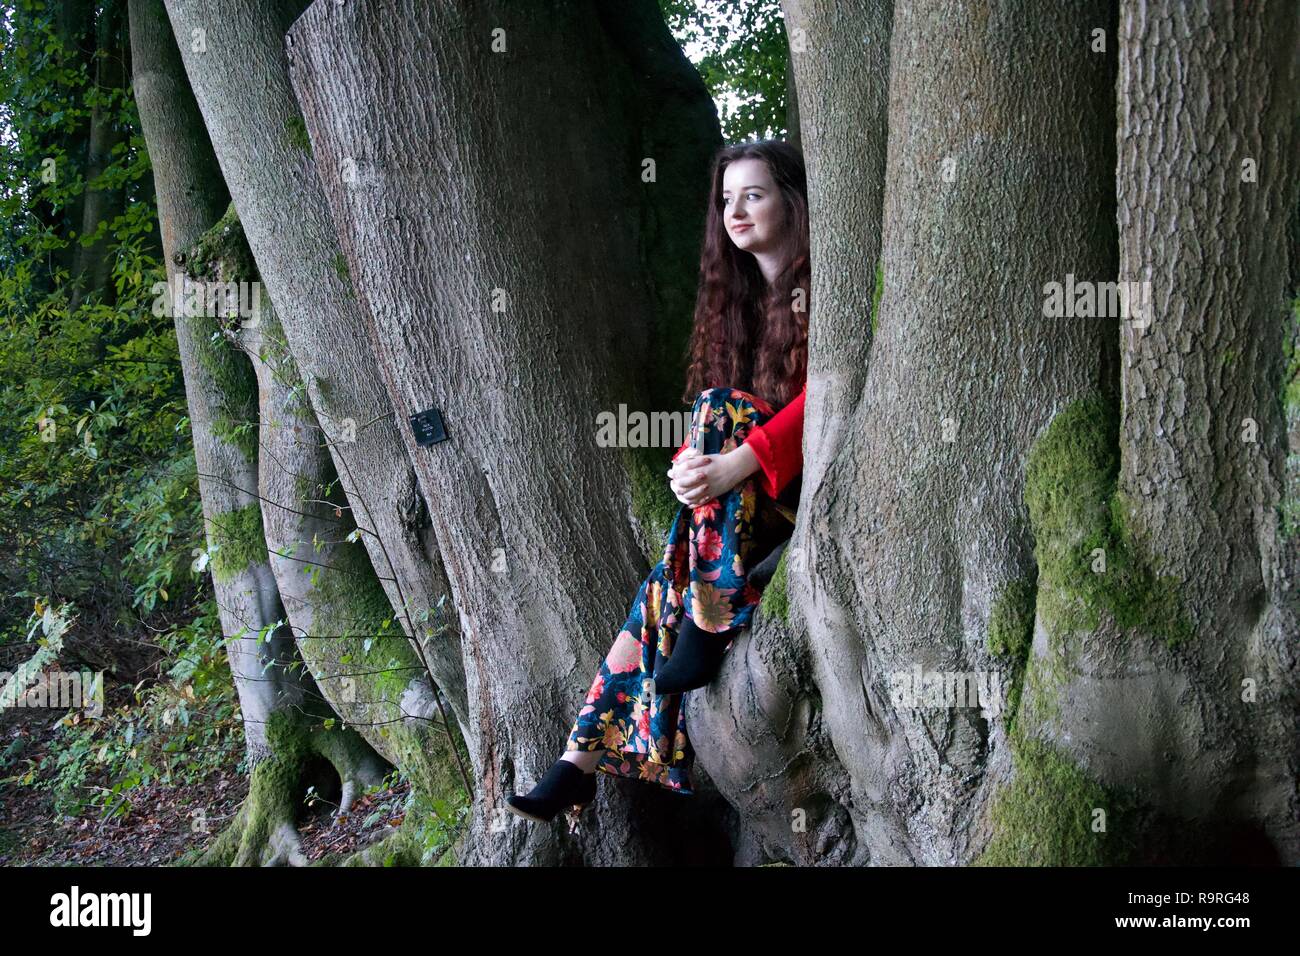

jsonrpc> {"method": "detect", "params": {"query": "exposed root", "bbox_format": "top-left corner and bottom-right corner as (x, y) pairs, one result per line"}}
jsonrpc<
(195, 710), (391, 866)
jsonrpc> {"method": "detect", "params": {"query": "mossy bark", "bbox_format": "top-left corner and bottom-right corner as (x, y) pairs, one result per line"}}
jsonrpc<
(286, 0), (730, 866)
(776, 0), (1118, 865)
(198, 710), (390, 866)
(974, 731), (1138, 866)
(164, 0), (472, 752)
(999, 1), (1300, 863)
(135, 5), (416, 867)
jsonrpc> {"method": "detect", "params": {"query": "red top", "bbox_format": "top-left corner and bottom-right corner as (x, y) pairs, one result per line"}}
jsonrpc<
(672, 383), (806, 499)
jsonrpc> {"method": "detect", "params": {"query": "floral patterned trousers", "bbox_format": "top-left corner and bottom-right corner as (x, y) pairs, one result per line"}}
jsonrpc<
(563, 386), (797, 793)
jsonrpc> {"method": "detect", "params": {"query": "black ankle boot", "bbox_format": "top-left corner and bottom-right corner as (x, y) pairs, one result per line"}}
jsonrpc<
(505, 759), (597, 823)
(653, 616), (734, 695)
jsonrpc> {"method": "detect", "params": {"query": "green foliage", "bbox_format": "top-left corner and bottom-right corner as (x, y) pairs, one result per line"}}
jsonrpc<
(7, 598), (241, 821)
(659, 0), (790, 143)
(0, 2), (242, 827)
(1, 0), (205, 633)
(0, 600), (74, 711)
(394, 778), (470, 866)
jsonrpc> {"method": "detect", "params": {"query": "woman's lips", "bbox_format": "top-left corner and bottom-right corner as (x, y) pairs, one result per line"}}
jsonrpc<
(732, 224), (753, 232)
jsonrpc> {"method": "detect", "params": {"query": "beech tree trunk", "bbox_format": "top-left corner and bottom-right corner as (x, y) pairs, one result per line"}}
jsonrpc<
(130, 0), (286, 763)
(1010, 0), (1300, 862)
(224, 238), (471, 812)
(71, 0), (130, 311)
(132, 0), (403, 866)
(161, 0), (471, 751)
(126, 0), (1298, 866)
(782, 0), (1120, 864)
(285, 0), (734, 865)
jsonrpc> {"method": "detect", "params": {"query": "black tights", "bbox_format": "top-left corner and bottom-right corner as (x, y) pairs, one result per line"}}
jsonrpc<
(652, 614), (739, 695)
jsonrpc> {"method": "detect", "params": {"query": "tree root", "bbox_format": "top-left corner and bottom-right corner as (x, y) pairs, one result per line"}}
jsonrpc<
(196, 710), (390, 866)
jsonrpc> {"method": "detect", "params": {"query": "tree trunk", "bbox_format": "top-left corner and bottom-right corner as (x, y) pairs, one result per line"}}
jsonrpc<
(1009, 0), (1300, 864)
(787, 0), (1119, 864)
(161, 0), (471, 750)
(71, 0), (130, 311)
(43, 0), (98, 288)
(131, 0), (283, 764)
(667, 0), (899, 867)
(212, 219), (473, 811)
(285, 0), (732, 864)
(129, 0), (1298, 867)
(131, 0), (392, 866)
(784, 30), (800, 150)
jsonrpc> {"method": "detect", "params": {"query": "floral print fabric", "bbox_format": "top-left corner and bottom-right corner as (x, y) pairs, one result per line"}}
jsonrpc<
(564, 386), (797, 793)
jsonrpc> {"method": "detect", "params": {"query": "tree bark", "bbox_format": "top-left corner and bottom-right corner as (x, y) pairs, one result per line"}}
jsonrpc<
(1011, 0), (1300, 863)
(131, 0), (393, 866)
(220, 231), (472, 811)
(286, 0), (731, 864)
(130, 0), (284, 763)
(789, 0), (1119, 864)
(161, 0), (471, 749)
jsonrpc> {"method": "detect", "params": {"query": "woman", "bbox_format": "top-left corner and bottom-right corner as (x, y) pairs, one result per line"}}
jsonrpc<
(505, 139), (810, 825)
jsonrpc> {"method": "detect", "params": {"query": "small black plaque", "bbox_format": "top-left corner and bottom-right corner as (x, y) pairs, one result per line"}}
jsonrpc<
(410, 407), (448, 446)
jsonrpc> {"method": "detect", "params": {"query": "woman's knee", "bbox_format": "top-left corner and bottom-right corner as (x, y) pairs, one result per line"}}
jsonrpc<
(693, 385), (741, 409)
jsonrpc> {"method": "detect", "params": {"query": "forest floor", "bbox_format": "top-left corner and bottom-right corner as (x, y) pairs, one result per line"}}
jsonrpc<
(0, 663), (409, 866)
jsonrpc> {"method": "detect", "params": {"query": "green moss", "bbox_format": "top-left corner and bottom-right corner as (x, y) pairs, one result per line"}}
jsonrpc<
(975, 730), (1137, 866)
(869, 258), (883, 336)
(199, 709), (311, 866)
(209, 502), (269, 583)
(329, 253), (350, 284)
(293, 534), (471, 813)
(1025, 396), (1193, 648)
(284, 114), (312, 154)
(622, 443), (682, 563)
(986, 575), (1037, 731)
(191, 305), (258, 462)
(188, 201), (257, 283)
(1018, 627), (1071, 728)
(187, 202), (260, 462)
(758, 547), (790, 624)
(210, 416), (259, 462)
(300, 538), (417, 707)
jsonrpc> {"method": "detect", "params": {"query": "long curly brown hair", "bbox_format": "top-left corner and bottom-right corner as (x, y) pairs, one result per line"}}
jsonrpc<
(681, 139), (810, 412)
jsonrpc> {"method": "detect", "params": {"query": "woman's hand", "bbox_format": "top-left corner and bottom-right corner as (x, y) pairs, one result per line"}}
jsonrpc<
(667, 444), (759, 507)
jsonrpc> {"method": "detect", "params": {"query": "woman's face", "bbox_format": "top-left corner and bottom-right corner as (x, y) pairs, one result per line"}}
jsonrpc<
(721, 157), (785, 255)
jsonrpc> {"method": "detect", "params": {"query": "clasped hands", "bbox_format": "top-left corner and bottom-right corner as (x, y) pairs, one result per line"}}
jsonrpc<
(666, 443), (759, 507)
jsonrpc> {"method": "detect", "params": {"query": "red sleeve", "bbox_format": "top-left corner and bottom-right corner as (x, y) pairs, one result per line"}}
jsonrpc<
(671, 436), (690, 461)
(744, 383), (806, 498)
